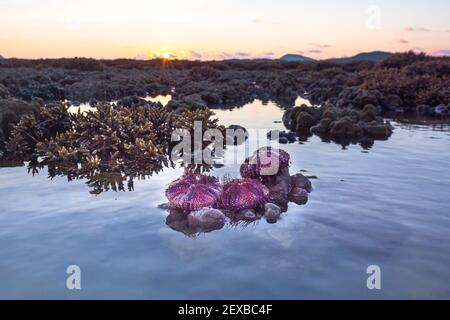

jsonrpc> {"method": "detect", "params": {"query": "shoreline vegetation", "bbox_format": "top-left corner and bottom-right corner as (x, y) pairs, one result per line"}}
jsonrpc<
(0, 51), (449, 194)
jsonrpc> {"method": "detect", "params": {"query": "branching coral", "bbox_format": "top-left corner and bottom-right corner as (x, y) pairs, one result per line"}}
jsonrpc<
(4, 102), (223, 194)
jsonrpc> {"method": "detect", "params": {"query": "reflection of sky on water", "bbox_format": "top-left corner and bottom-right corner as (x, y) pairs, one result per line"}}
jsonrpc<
(0, 99), (450, 299)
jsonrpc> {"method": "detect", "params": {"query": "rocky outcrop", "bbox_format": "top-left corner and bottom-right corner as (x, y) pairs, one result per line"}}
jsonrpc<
(283, 103), (393, 147)
(0, 98), (42, 148)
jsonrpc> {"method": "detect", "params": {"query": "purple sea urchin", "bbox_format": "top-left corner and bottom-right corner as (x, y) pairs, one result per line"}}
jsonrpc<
(221, 178), (270, 210)
(240, 147), (290, 179)
(166, 173), (222, 211)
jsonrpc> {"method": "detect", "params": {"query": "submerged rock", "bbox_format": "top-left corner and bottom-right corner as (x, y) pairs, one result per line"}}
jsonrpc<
(187, 208), (226, 231)
(289, 187), (309, 205)
(157, 203), (170, 210)
(434, 104), (449, 116)
(267, 130), (297, 144)
(264, 203), (282, 223)
(290, 173), (312, 193)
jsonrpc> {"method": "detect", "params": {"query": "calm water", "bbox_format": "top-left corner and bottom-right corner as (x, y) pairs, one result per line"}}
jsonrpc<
(1, 99), (450, 299)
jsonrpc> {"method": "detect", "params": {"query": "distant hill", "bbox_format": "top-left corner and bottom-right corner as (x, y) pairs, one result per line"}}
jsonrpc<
(280, 54), (316, 62)
(329, 51), (393, 63)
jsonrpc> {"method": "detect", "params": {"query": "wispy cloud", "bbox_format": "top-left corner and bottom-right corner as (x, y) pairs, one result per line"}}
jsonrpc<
(412, 46), (425, 53)
(218, 51), (252, 60)
(404, 27), (431, 32)
(308, 50), (322, 54)
(398, 39), (409, 44)
(308, 43), (330, 48)
(297, 50), (305, 54)
(188, 50), (202, 59)
(235, 52), (250, 57)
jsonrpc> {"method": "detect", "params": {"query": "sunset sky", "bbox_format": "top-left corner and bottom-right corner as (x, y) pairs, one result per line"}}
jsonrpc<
(1, 0), (449, 60)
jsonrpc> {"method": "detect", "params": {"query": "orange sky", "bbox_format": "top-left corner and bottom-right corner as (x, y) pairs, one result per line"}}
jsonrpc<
(1, 0), (449, 60)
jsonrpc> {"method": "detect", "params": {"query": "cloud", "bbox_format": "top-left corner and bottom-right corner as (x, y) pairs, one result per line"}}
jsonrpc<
(219, 52), (233, 59)
(404, 27), (430, 32)
(308, 50), (322, 54)
(253, 17), (263, 24)
(308, 42), (330, 48)
(398, 39), (409, 44)
(433, 49), (450, 56)
(264, 52), (274, 56)
(235, 52), (250, 57)
(297, 50), (305, 54)
(188, 50), (202, 59)
(412, 47), (425, 53)
(218, 51), (251, 60)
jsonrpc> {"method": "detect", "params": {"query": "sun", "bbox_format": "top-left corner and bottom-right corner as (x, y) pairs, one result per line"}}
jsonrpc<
(161, 51), (176, 60)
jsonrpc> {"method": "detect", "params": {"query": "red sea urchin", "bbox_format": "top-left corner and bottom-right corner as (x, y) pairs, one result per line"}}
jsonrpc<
(240, 147), (290, 179)
(166, 174), (222, 211)
(221, 178), (270, 210)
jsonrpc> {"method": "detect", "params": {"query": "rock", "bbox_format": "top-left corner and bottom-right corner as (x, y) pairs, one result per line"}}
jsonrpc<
(295, 111), (316, 131)
(263, 166), (291, 210)
(238, 209), (260, 221)
(264, 203), (281, 223)
(359, 104), (379, 122)
(290, 174), (312, 193)
(187, 208), (226, 231)
(363, 121), (392, 139)
(184, 93), (207, 108)
(226, 124), (248, 145)
(0, 98), (41, 147)
(417, 104), (432, 115)
(166, 209), (192, 236)
(157, 203), (170, 210)
(117, 95), (140, 107)
(200, 91), (222, 105)
(322, 108), (338, 120)
(289, 187), (309, 205)
(382, 94), (402, 111)
(0, 84), (9, 99)
(434, 104), (449, 116)
(166, 99), (189, 111)
(330, 116), (363, 138)
(279, 137), (289, 144)
(267, 130), (296, 144)
(311, 118), (333, 134)
(352, 89), (382, 109)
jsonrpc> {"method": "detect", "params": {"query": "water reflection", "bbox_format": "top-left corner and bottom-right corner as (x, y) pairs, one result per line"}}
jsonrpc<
(164, 198), (309, 238)
(12, 98), (446, 197)
(24, 156), (219, 195)
(144, 95), (172, 106)
(1, 100), (450, 298)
